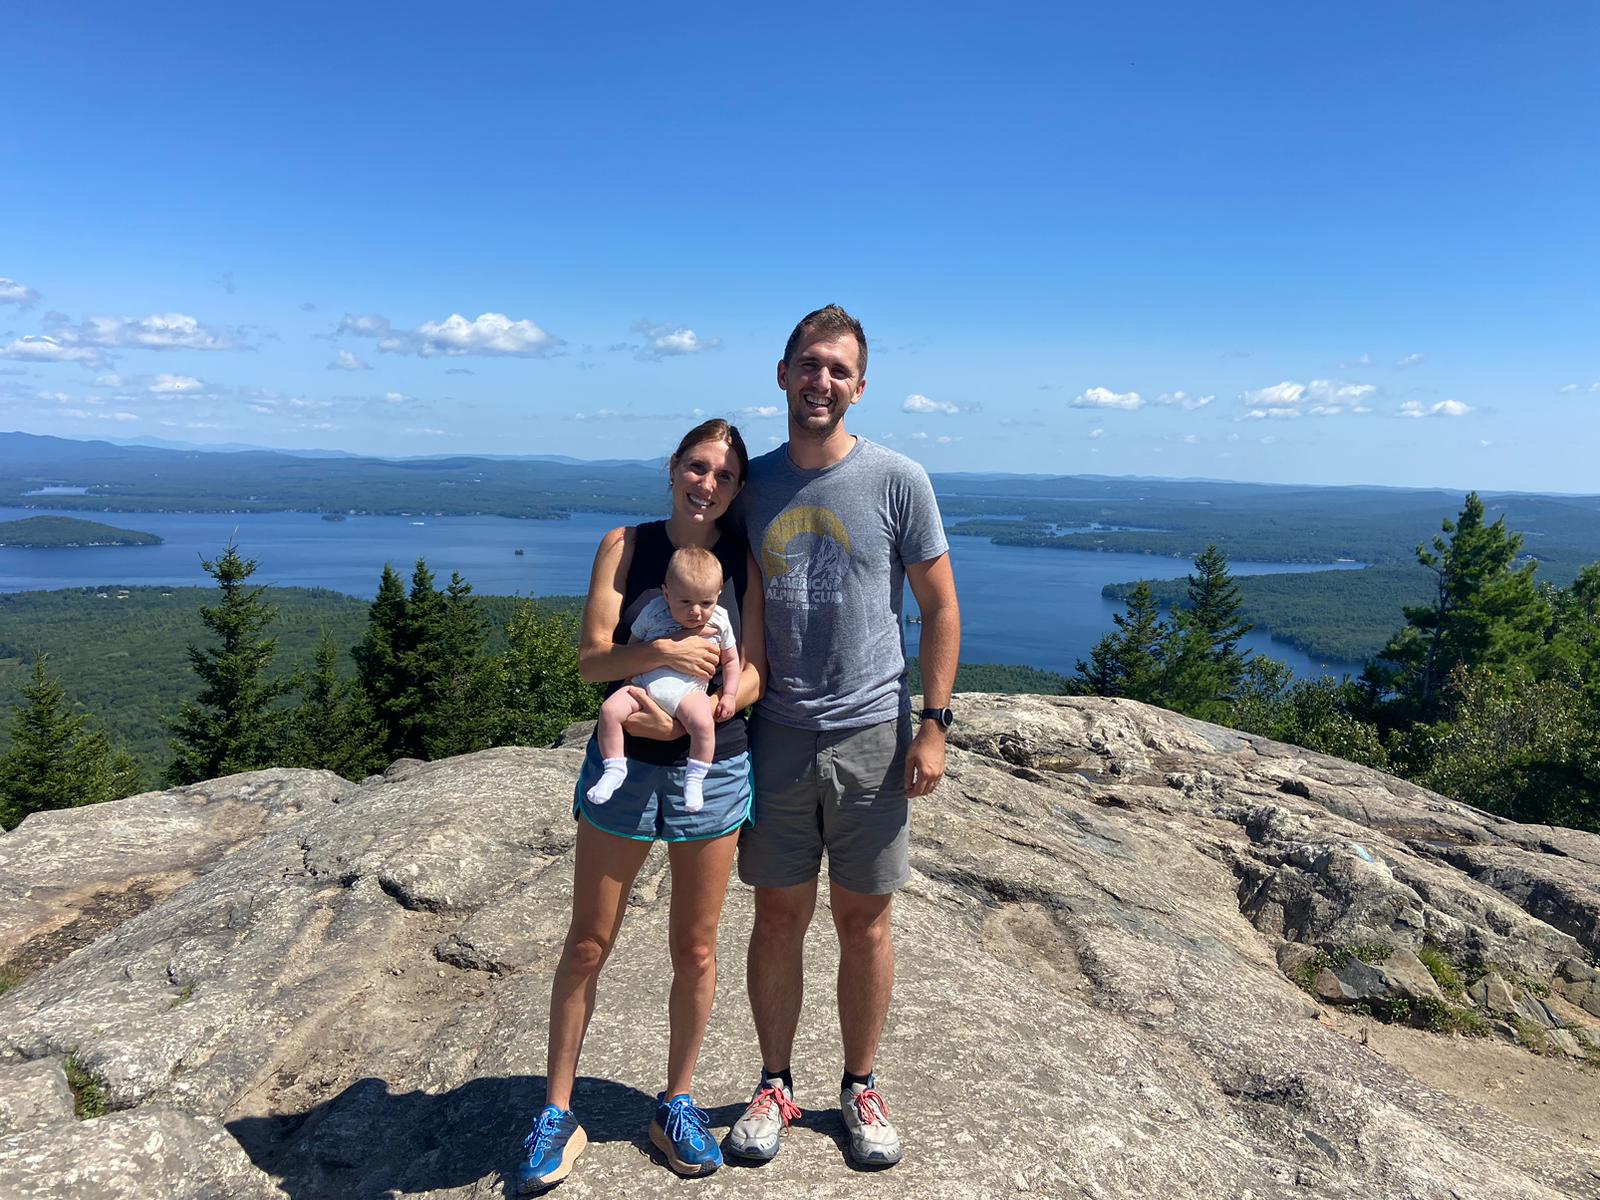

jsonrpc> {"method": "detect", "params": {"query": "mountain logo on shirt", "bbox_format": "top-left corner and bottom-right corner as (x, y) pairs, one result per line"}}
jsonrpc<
(761, 505), (851, 607)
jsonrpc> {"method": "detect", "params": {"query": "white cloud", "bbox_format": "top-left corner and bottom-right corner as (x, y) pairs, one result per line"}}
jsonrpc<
(1156, 391), (1213, 410)
(1242, 381), (1306, 407)
(935, 435), (959, 444)
(902, 393), (961, 414)
(0, 277), (41, 308)
(149, 373), (205, 394)
(328, 349), (371, 371)
(1592, 382), (1600, 394)
(1338, 353), (1372, 369)
(1245, 407), (1302, 420)
(629, 319), (721, 361)
(383, 391), (414, 405)
(404, 427), (448, 436)
(0, 335), (110, 368)
(571, 408), (625, 422)
(1394, 352), (1425, 368)
(1241, 379), (1375, 412)
(1559, 383), (1580, 393)
(1182, 433), (1198, 444)
(58, 406), (137, 422)
(739, 405), (782, 418)
(49, 312), (236, 352)
(1398, 399), (1473, 418)
(342, 311), (561, 358)
(1072, 386), (1143, 411)
(910, 431), (928, 441)
(1089, 428), (1104, 439)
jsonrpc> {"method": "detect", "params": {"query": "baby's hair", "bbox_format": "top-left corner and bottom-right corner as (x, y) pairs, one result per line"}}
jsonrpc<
(665, 546), (724, 593)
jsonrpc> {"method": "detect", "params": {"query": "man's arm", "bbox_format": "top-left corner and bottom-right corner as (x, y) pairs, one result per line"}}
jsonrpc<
(904, 552), (959, 798)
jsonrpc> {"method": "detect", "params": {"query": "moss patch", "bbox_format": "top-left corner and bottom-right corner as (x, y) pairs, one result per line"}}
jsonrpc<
(64, 1055), (107, 1120)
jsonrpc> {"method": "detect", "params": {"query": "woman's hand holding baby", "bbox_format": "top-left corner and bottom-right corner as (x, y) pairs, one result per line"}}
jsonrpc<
(652, 632), (720, 679)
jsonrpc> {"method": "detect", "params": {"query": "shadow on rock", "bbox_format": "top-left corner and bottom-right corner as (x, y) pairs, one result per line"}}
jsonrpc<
(228, 1074), (653, 1199)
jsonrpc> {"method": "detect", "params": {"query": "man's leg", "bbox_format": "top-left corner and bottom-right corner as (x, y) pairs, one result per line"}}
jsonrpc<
(829, 882), (894, 1076)
(746, 879), (818, 1071)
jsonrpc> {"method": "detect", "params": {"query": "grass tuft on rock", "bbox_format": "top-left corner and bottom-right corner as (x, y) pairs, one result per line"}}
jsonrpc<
(65, 1054), (107, 1119)
(0, 964), (26, 996)
(1417, 943), (1465, 1001)
(1508, 1015), (1554, 1056)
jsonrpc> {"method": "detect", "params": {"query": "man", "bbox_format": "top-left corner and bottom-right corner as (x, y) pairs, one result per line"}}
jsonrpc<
(729, 304), (959, 1168)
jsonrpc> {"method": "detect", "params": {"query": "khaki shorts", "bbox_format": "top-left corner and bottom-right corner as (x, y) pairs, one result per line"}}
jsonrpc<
(738, 712), (912, 895)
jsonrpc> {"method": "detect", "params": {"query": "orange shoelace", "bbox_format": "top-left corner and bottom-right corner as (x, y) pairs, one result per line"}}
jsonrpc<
(852, 1087), (890, 1126)
(751, 1085), (803, 1127)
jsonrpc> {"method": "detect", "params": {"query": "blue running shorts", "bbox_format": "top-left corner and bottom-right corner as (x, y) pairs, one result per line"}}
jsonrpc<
(572, 735), (752, 843)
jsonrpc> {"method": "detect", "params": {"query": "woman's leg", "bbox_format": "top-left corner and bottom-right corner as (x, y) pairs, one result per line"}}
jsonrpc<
(545, 817), (654, 1109)
(662, 829), (740, 1097)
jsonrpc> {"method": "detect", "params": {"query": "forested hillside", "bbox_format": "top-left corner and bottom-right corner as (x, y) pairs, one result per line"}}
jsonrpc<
(0, 586), (576, 780)
(1105, 566), (1436, 662)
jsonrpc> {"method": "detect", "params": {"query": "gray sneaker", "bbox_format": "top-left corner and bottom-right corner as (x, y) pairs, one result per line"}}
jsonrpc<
(840, 1075), (902, 1167)
(727, 1076), (801, 1161)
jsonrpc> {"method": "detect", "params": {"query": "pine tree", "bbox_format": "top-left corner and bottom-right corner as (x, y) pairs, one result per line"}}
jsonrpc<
(354, 564), (412, 761)
(0, 655), (142, 830)
(165, 542), (296, 785)
(353, 560), (498, 761)
(497, 601), (601, 748)
(1377, 492), (1549, 722)
(286, 629), (386, 779)
(1074, 580), (1169, 703)
(422, 571), (499, 759)
(1184, 545), (1253, 681)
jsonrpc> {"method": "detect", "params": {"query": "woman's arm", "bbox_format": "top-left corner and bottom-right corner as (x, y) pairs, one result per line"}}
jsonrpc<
(578, 527), (720, 684)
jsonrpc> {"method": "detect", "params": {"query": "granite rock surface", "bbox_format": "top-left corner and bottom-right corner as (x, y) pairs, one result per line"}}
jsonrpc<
(2, 696), (1599, 1199)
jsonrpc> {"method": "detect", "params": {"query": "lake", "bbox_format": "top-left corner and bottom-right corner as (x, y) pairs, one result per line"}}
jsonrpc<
(0, 507), (1365, 679)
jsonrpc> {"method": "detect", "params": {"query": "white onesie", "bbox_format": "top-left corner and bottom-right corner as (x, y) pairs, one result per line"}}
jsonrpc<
(627, 596), (737, 717)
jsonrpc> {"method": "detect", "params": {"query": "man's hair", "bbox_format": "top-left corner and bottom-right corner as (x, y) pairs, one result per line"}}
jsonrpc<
(670, 418), (749, 483)
(782, 304), (867, 377)
(665, 545), (724, 594)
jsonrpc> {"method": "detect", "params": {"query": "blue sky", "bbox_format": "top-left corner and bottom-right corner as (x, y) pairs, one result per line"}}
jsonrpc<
(3, 2), (1596, 491)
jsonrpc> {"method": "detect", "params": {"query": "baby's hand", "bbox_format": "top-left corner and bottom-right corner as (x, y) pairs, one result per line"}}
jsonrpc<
(714, 692), (736, 722)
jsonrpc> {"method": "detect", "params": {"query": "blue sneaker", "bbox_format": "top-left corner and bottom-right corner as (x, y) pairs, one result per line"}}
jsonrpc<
(516, 1104), (587, 1193)
(648, 1092), (722, 1176)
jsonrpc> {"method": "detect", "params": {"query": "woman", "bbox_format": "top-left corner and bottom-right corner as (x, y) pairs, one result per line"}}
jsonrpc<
(516, 418), (762, 1193)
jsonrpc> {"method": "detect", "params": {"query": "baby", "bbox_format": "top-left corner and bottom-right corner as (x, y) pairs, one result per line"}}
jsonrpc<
(586, 546), (740, 813)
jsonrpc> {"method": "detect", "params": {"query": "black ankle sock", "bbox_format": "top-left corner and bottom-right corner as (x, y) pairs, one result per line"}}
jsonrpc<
(763, 1066), (794, 1093)
(841, 1068), (874, 1091)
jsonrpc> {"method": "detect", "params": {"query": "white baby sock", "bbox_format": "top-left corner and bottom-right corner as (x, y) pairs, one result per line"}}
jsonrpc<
(683, 759), (711, 813)
(586, 758), (628, 805)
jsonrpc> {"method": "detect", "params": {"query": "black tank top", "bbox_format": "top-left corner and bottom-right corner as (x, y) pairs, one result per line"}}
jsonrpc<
(612, 521), (750, 765)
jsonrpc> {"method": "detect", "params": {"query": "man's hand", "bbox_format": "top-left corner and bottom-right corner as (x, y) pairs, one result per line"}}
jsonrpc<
(713, 691), (736, 722)
(652, 632), (720, 679)
(904, 723), (946, 797)
(622, 687), (681, 740)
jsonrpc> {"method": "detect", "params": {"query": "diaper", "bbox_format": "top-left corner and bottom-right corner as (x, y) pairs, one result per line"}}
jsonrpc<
(638, 671), (705, 718)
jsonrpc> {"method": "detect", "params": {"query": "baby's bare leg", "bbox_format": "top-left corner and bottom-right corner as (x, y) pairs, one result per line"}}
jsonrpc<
(587, 689), (644, 805)
(674, 692), (716, 813)
(595, 687), (641, 762)
(674, 691), (716, 765)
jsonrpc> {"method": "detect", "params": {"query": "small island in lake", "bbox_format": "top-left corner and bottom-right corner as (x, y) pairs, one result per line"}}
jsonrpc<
(0, 515), (163, 548)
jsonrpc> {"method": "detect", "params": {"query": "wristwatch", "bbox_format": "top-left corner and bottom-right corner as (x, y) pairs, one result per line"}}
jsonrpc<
(919, 706), (954, 730)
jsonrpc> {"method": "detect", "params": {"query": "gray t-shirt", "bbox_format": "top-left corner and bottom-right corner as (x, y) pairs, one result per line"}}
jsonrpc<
(742, 437), (948, 730)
